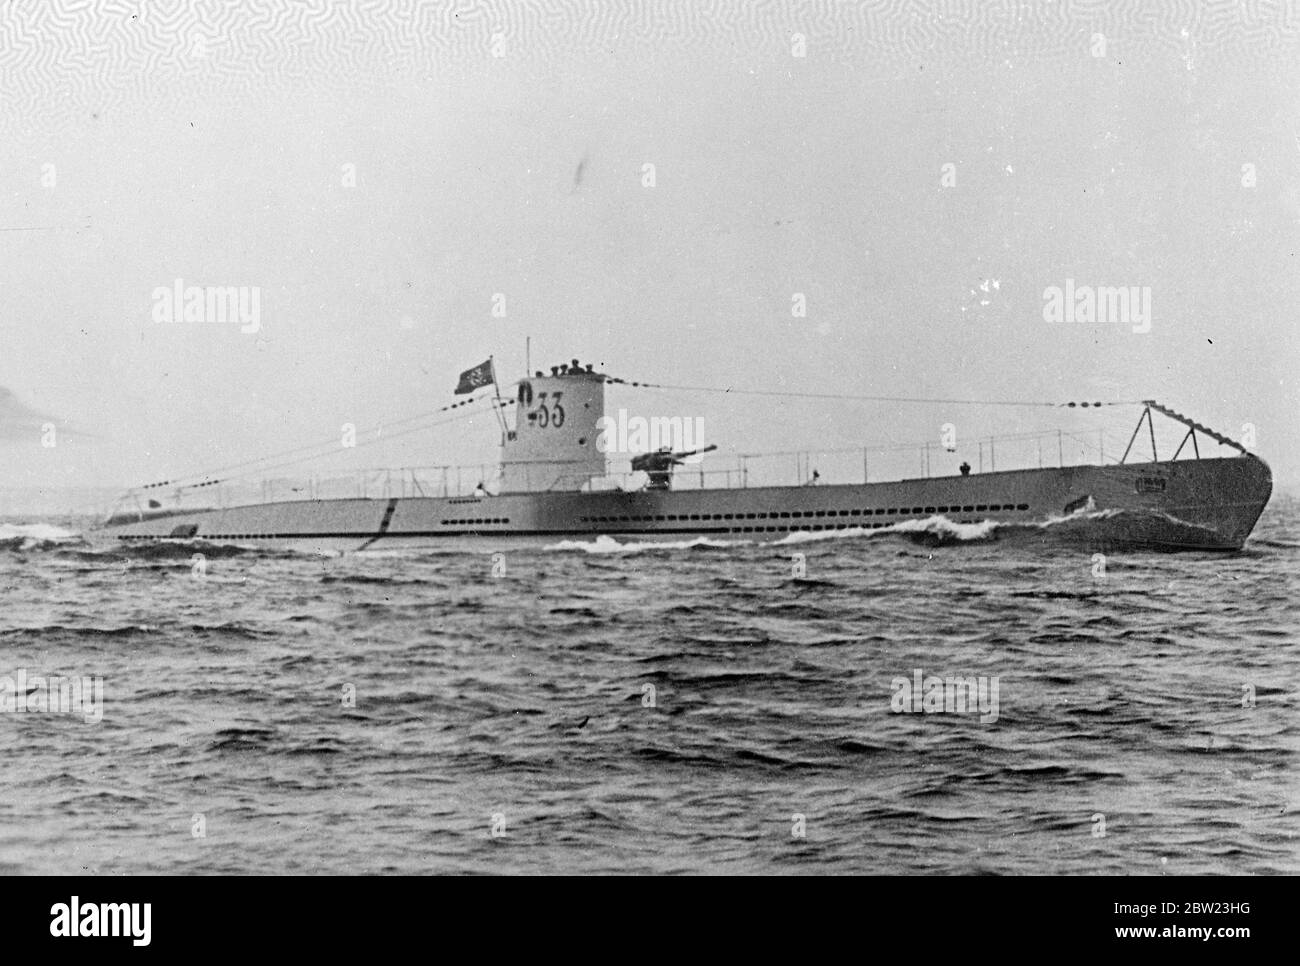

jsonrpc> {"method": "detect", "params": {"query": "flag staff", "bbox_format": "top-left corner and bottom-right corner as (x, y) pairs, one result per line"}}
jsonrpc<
(489, 355), (509, 440)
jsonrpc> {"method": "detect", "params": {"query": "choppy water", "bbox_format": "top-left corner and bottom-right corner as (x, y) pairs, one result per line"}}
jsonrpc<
(1, 500), (1296, 874)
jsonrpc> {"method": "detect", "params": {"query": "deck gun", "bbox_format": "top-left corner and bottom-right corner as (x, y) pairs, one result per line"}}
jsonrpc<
(632, 444), (718, 490)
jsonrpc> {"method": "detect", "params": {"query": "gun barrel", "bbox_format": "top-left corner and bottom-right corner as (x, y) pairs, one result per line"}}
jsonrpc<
(674, 444), (719, 459)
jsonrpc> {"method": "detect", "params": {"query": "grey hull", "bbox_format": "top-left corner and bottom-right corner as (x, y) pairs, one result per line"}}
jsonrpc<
(95, 455), (1272, 554)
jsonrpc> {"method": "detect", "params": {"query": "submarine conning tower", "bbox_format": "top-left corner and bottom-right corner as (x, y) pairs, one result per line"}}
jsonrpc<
(500, 359), (607, 493)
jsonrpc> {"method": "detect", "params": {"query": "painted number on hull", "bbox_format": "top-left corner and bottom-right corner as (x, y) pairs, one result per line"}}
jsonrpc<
(531, 392), (565, 429)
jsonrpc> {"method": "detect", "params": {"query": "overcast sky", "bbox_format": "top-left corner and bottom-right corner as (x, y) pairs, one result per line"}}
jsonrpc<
(3, 1), (1298, 506)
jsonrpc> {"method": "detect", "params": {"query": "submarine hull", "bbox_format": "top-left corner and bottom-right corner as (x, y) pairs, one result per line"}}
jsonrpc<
(96, 455), (1272, 554)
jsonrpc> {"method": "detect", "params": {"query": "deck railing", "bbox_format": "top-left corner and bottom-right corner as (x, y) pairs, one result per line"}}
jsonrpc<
(109, 422), (1169, 522)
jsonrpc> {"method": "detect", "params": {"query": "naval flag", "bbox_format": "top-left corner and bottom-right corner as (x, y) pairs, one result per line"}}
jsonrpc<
(454, 359), (495, 395)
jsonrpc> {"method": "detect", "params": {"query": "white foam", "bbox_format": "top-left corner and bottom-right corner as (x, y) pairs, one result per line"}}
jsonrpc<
(1040, 503), (1124, 527)
(545, 534), (749, 553)
(887, 514), (1001, 540)
(776, 526), (872, 545)
(0, 522), (81, 542)
(777, 514), (1000, 545)
(549, 515), (1013, 552)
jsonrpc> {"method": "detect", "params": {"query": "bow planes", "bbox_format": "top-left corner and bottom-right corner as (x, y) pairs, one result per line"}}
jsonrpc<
(94, 359), (1272, 553)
